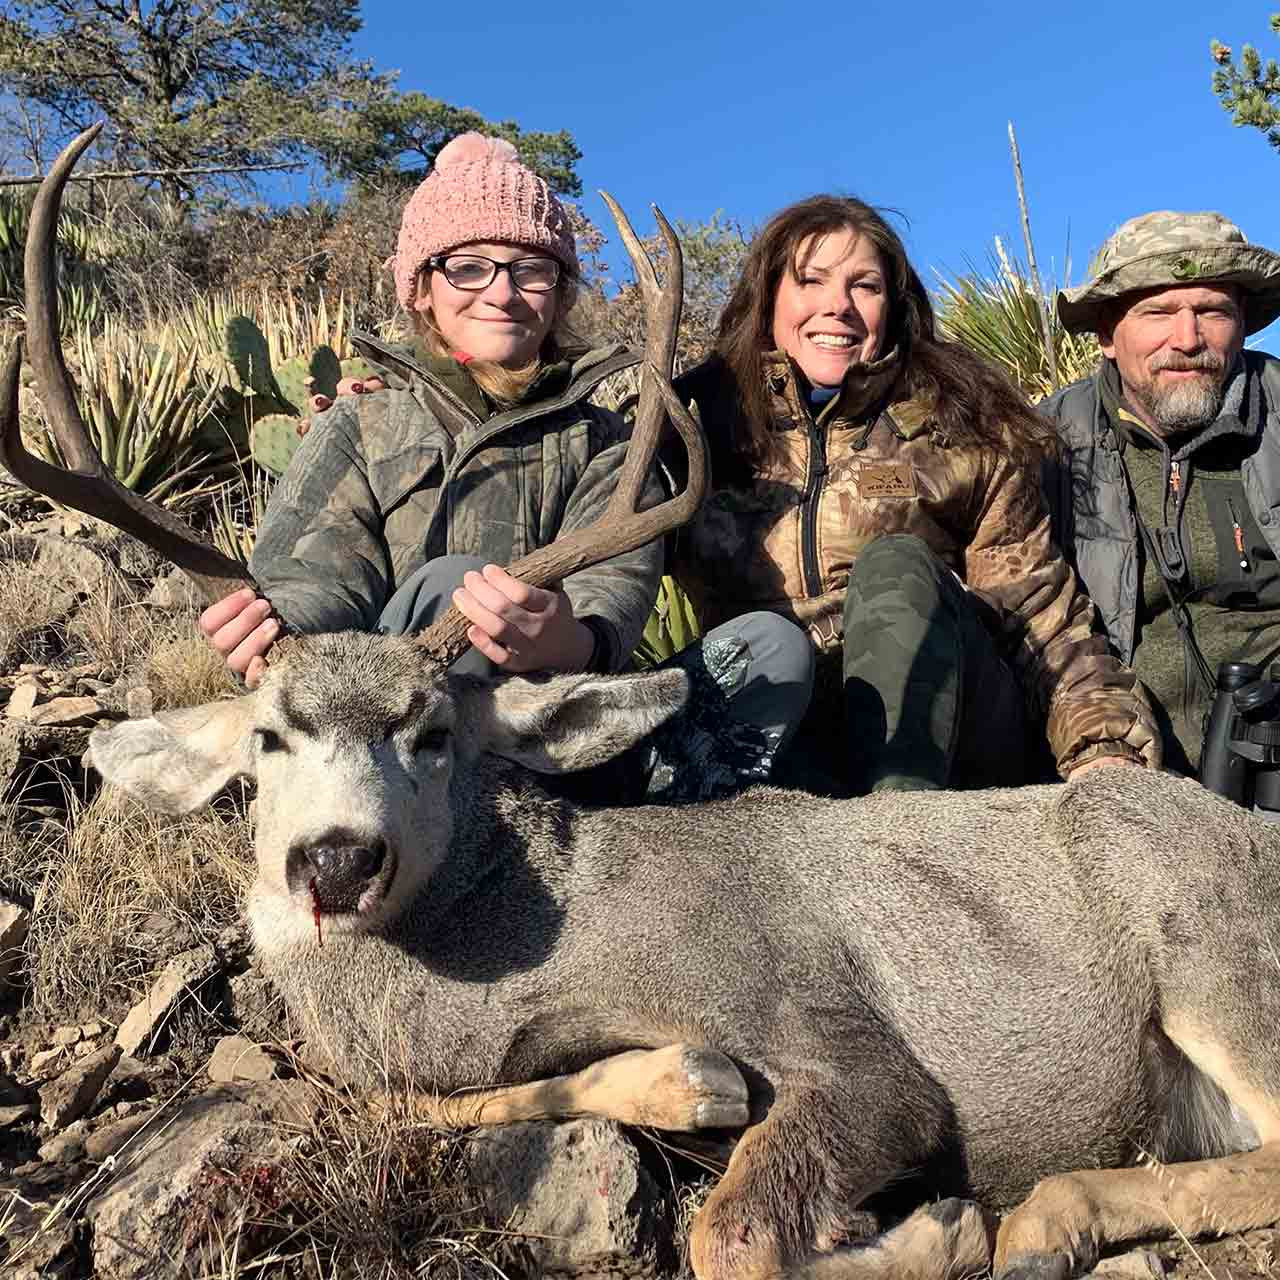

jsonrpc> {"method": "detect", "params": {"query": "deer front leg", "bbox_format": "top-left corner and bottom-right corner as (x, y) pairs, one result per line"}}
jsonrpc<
(794, 1199), (992, 1280)
(994, 1144), (1280, 1279)
(689, 1057), (956, 1280)
(374, 1043), (749, 1130)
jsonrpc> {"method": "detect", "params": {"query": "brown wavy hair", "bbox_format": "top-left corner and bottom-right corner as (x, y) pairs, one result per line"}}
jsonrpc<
(712, 195), (1052, 467)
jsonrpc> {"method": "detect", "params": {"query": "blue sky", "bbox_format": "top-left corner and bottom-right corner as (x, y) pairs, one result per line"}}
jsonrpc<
(332, 0), (1280, 353)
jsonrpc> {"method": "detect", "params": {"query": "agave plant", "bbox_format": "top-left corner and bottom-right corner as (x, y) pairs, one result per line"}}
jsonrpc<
(30, 318), (236, 509)
(0, 190), (107, 333)
(211, 459), (276, 562)
(934, 238), (1100, 401)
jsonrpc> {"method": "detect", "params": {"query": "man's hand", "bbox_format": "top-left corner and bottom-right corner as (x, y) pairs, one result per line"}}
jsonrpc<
(199, 587), (280, 688)
(452, 564), (595, 673)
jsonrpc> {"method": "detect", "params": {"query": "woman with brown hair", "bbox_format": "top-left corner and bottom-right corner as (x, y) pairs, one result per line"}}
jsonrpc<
(669, 194), (1160, 791)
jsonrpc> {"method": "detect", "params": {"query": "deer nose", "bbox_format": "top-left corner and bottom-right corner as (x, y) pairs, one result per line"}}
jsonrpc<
(289, 834), (387, 911)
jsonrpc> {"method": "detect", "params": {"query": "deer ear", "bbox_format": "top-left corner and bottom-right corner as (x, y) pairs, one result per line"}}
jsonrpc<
(87, 695), (259, 813)
(460, 668), (689, 773)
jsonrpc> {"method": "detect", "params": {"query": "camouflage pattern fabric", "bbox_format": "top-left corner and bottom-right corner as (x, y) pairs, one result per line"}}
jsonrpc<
(1058, 210), (1280, 336)
(670, 356), (1160, 777)
(250, 334), (662, 674)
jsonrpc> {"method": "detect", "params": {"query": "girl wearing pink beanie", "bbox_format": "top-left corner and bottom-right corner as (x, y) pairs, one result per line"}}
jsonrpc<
(200, 132), (662, 688)
(391, 131), (581, 404)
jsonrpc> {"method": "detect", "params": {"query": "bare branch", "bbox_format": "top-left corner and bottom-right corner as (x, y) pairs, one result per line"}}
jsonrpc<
(0, 159), (301, 185)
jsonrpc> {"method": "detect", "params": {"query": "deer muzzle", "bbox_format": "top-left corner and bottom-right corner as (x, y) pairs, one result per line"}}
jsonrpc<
(287, 832), (390, 914)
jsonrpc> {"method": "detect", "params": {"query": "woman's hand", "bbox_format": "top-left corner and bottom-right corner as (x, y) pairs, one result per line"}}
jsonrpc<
(199, 587), (280, 688)
(452, 564), (595, 673)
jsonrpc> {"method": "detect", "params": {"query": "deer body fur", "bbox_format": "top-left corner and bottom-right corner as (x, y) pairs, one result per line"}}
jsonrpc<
(87, 631), (1280, 1280)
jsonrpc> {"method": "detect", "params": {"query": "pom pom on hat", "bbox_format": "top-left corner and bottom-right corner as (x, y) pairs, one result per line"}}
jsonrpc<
(390, 132), (578, 311)
(435, 133), (519, 169)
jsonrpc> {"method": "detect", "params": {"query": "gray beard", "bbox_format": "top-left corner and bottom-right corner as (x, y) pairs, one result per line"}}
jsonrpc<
(1131, 372), (1226, 435)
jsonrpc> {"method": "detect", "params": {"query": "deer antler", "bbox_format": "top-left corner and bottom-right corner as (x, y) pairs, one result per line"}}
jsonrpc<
(415, 196), (708, 667)
(0, 123), (257, 605)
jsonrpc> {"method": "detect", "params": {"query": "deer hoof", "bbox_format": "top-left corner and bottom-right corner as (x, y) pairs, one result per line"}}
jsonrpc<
(680, 1047), (750, 1129)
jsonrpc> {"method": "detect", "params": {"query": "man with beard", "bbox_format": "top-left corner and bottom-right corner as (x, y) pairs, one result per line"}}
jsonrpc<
(1043, 210), (1280, 775)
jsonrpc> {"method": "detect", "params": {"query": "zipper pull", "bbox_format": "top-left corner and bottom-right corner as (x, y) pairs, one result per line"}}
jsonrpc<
(1228, 499), (1250, 572)
(1169, 459), (1181, 498)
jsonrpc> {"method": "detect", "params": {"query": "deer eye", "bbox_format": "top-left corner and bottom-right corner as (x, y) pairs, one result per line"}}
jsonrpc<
(255, 728), (287, 754)
(412, 727), (450, 755)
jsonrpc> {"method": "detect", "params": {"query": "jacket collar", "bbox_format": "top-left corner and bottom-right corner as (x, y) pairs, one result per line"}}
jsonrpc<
(763, 347), (904, 427)
(1097, 354), (1262, 461)
(350, 330), (636, 424)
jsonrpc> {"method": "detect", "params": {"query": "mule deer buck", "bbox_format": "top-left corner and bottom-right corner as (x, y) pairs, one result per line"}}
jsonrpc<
(9, 127), (1280, 1280)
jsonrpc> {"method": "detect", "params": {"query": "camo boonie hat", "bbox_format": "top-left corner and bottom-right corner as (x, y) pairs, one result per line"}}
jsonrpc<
(1057, 211), (1280, 336)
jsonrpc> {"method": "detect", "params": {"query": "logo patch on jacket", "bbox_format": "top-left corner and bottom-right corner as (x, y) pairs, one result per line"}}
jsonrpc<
(857, 463), (917, 499)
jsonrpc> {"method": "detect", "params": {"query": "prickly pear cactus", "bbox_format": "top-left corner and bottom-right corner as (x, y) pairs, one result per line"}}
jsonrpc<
(225, 317), (274, 398)
(250, 413), (308, 477)
(270, 356), (313, 415)
(308, 346), (342, 401)
(339, 356), (377, 388)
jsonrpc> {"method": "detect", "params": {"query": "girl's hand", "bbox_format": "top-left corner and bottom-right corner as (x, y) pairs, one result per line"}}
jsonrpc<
(452, 564), (595, 673)
(199, 587), (280, 688)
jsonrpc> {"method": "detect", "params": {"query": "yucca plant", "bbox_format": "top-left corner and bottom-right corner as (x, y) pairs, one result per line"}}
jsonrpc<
(934, 238), (1100, 402)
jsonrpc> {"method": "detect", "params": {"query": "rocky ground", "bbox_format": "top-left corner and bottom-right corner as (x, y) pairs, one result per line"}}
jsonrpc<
(0, 493), (1277, 1278)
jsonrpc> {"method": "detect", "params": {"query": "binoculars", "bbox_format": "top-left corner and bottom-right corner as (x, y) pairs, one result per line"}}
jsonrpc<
(1200, 660), (1280, 819)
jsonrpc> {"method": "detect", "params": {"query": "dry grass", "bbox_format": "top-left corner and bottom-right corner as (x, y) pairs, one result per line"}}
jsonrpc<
(0, 555), (76, 669)
(4, 1069), (525, 1279)
(1, 788), (253, 1021)
(196, 1083), (521, 1280)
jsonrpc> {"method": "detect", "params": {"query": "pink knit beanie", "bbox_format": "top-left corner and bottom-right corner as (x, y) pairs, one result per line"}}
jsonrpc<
(390, 133), (579, 311)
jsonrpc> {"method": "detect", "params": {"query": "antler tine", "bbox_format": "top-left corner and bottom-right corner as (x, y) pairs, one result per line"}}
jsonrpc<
(598, 192), (681, 516)
(10, 122), (256, 604)
(416, 194), (708, 668)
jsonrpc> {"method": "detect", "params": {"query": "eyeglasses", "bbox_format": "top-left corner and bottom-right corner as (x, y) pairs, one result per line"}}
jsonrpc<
(426, 254), (562, 293)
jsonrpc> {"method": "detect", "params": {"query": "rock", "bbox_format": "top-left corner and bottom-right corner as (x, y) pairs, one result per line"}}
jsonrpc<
(467, 1119), (674, 1277)
(0, 898), (30, 986)
(0, 1100), (38, 1125)
(31, 534), (110, 594)
(26, 695), (104, 728)
(1091, 1250), (1166, 1278)
(226, 970), (282, 1034)
(85, 1108), (156, 1161)
(38, 1120), (87, 1164)
(4, 682), (38, 720)
(85, 1082), (315, 1279)
(52, 1025), (82, 1047)
(124, 686), (153, 720)
(81, 1020), (107, 1038)
(0, 718), (92, 805)
(115, 944), (220, 1057)
(30, 1045), (65, 1074)
(207, 1036), (280, 1083)
(74, 1039), (97, 1058)
(39, 1042), (121, 1128)
(0, 1070), (33, 1104)
(147, 570), (201, 611)
(1, 1188), (78, 1280)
